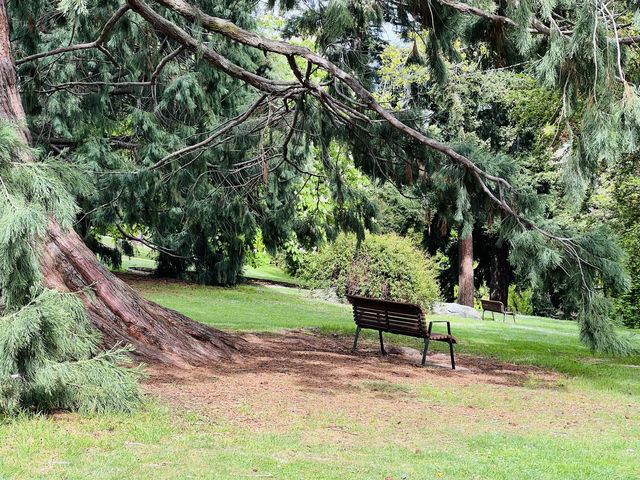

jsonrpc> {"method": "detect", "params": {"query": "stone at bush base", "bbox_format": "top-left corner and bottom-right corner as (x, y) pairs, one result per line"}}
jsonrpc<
(433, 302), (481, 319)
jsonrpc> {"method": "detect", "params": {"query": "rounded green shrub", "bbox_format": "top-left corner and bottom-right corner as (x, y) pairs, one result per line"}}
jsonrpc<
(298, 233), (440, 311)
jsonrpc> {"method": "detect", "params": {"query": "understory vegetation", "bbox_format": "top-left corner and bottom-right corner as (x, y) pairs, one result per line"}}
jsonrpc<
(297, 233), (440, 310)
(0, 127), (141, 415)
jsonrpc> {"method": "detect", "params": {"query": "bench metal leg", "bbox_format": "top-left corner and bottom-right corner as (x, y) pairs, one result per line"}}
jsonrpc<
(482, 310), (485, 321)
(449, 341), (456, 370)
(421, 338), (430, 365)
(351, 326), (361, 352)
(491, 311), (495, 321)
(378, 330), (386, 355)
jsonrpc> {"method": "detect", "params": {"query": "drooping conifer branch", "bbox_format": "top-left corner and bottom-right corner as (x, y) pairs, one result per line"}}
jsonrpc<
(15, 5), (131, 66)
(123, 0), (569, 246)
(147, 93), (269, 170)
(385, 0), (640, 45)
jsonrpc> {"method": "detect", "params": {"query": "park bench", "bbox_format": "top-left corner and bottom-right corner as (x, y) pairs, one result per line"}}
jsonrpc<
(346, 294), (458, 369)
(480, 299), (516, 322)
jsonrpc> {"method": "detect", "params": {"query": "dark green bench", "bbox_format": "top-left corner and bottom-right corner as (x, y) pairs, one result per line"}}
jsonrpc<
(346, 294), (458, 369)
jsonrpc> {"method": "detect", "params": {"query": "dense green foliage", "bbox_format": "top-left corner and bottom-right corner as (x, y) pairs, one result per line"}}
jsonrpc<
(10, 0), (377, 286)
(11, 0), (287, 285)
(298, 233), (440, 310)
(0, 290), (142, 415)
(319, 24), (634, 345)
(8, 0), (640, 355)
(0, 124), (141, 415)
(609, 156), (640, 328)
(507, 285), (534, 315)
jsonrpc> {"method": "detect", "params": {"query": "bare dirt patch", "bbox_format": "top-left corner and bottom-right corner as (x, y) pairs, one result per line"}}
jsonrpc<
(137, 331), (633, 442)
(143, 331), (562, 417)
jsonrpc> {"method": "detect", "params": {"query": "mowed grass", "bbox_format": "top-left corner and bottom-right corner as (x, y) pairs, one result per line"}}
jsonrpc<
(1, 393), (638, 480)
(242, 264), (299, 284)
(2, 279), (639, 480)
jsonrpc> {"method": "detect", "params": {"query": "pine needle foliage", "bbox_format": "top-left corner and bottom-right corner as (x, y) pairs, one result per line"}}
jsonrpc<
(0, 290), (142, 415)
(9, 0), (640, 357)
(0, 124), (142, 416)
(277, 1), (637, 353)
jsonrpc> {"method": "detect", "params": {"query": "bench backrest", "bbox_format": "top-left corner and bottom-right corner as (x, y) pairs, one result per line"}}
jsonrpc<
(346, 294), (426, 338)
(481, 299), (506, 313)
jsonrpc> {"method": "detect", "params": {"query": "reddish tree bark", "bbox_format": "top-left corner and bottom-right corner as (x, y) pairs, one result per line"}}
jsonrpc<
(0, 2), (243, 366)
(458, 234), (474, 307)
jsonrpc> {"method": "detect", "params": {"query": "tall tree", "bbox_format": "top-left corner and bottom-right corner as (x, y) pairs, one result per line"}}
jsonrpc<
(1, 1), (240, 365)
(458, 234), (474, 306)
(4, 0), (638, 358)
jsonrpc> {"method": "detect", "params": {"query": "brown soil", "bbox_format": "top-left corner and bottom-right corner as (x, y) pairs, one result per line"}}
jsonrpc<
(143, 330), (562, 417)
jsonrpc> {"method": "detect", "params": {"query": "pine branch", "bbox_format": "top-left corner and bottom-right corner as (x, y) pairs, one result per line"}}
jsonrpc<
(121, 0), (611, 290)
(385, 0), (639, 45)
(147, 94), (269, 170)
(114, 223), (194, 260)
(15, 5), (131, 65)
(150, 45), (185, 84)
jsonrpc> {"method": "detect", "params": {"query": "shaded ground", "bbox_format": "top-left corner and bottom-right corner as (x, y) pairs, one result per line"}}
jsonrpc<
(143, 330), (564, 419)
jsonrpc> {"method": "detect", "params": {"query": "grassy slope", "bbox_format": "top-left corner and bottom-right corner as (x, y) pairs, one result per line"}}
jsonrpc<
(1, 281), (639, 480)
(241, 264), (299, 284)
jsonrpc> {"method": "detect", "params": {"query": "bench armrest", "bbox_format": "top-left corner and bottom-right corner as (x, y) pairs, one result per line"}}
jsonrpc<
(428, 320), (451, 335)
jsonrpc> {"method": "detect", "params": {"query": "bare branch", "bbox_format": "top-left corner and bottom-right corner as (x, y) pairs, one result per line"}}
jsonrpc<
(150, 45), (185, 84)
(115, 223), (194, 260)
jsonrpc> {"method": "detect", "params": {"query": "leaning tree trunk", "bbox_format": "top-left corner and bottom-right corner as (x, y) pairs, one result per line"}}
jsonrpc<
(458, 233), (474, 307)
(0, 2), (242, 367)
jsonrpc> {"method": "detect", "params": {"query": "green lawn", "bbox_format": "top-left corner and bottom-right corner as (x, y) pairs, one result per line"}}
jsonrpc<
(1, 280), (639, 480)
(241, 264), (299, 284)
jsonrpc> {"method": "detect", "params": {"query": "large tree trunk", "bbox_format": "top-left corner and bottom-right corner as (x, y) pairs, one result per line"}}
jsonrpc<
(1, 2), (242, 367)
(458, 233), (474, 307)
(489, 242), (510, 306)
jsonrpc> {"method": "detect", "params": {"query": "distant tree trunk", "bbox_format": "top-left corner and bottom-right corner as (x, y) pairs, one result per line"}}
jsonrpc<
(458, 233), (474, 307)
(489, 242), (510, 306)
(0, 3), (242, 366)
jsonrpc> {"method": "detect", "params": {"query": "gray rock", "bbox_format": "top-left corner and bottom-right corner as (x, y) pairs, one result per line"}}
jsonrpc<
(433, 302), (481, 319)
(306, 288), (347, 304)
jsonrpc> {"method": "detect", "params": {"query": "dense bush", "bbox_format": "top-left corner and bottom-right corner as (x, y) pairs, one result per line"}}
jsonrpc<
(508, 285), (534, 315)
(298, 233), (440, 311)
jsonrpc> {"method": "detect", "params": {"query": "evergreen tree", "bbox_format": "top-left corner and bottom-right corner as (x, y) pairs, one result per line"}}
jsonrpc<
(272, 0), (638, 349)
(0, 119), (142, 414)
(3, 0), (639, 365)
(1, 0), (244, 369)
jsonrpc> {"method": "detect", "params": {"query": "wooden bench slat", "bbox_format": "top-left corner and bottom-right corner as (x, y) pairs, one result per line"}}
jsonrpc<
(346, 294), (457, 369)
(481, 299), (516, 322)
